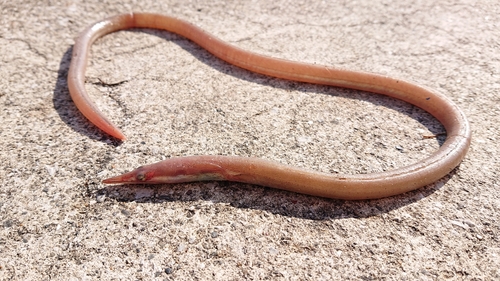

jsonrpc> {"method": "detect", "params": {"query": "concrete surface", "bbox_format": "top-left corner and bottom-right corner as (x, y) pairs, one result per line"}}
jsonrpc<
(0, 0), (498, 280)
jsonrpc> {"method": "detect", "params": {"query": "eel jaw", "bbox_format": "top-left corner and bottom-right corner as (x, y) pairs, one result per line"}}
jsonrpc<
(102, 171), (138, 184)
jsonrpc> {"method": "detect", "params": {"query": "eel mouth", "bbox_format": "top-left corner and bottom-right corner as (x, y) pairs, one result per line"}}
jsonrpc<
(102, 175), (125, 184)
(102, 170), (140, 184)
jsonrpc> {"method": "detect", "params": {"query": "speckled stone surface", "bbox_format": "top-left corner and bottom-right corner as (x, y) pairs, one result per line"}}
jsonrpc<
(0, 0), (498, 280)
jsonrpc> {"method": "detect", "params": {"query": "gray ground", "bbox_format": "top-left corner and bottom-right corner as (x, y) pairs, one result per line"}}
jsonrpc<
(1, 0), (498, 280)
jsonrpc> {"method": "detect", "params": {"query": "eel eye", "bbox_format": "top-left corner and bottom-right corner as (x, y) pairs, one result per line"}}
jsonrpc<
(137, 173), (146, 181)
(136, 171), (154, 181)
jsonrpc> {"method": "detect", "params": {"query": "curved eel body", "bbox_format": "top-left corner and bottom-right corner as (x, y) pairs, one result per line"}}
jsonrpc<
(68, 13), (471, 200)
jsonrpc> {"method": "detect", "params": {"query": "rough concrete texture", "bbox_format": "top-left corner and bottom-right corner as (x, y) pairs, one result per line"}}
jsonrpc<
(0, 0), (498, 280)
